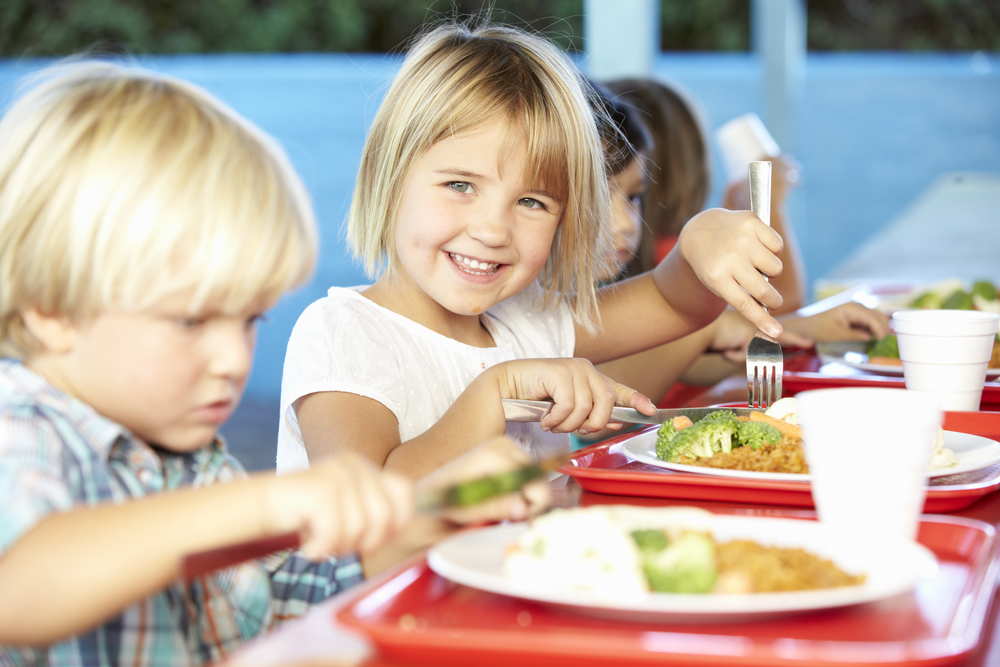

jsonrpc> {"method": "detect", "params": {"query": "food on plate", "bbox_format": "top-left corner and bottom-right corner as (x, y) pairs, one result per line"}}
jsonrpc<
(865, 334), (903, 367)
(654, 396), (957, 473)
(908, 278), (1000, 315)
(502, 506), (866, 597)
(655, 398), (807, 474)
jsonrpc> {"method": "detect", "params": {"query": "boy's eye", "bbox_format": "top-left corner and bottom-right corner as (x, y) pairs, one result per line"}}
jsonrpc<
(245, 314), (267, 330)
(448, 181), (472, 194)
(178, 317), (205, 329)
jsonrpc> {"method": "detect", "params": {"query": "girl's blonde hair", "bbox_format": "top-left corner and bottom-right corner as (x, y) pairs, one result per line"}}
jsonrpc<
(347, 20), (612, 330)
(605, 77), (711, 274)
(0, 60), (318, 358)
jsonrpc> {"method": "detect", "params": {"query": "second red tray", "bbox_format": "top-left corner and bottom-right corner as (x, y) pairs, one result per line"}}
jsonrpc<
(559, 411), (1000, 513)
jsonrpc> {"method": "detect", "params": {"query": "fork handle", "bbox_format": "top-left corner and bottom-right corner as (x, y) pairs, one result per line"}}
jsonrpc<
(749, 161), (773, 312)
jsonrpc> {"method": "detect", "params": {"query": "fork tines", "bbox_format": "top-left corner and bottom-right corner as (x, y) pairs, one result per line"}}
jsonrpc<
(746, 332), (783, 409)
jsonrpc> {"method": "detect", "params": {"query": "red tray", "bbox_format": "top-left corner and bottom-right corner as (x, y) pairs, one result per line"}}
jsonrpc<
(559, 411), (1000, 513)
(782, 353), (1000, 411)
(337, 515), (999, 667)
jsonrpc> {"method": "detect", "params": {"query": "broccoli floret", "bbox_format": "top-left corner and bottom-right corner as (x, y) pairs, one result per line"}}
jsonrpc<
(735, 420), (782, 449)
(631, 529), (669, 553)
(700, 410), (739, 426)
(656, 418), (736, 462)
(866, 334), (899, 359)
(972, 280), (998, 302)
(942, 289), (973, 310)
(641, 531), (717, 594)
(909, 291), (943, 309)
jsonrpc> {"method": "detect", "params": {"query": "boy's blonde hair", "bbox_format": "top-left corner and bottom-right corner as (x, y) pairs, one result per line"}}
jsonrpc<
(0, 60), (318, 358)
(347, 20), (612, 330)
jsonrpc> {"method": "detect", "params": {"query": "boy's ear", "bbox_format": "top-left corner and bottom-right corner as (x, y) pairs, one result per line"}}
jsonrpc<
(20, 308), (77, 354)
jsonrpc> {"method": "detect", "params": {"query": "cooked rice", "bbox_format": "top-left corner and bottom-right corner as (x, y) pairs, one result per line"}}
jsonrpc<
(677, 436), (809, 474)
(716, 540), (866, 592)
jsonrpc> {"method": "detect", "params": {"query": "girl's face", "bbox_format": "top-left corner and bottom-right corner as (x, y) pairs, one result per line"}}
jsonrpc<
(28, 290), (263, 452)
(390, 118), (564, 322)
(599, 155), (647, 282)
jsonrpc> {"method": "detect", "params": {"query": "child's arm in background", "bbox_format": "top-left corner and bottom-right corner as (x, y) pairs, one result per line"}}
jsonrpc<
(723, 155), (806, 314)
(577, 207), (784, 365)
(296, 357), (656, 479)
(0, 453), (412, 645)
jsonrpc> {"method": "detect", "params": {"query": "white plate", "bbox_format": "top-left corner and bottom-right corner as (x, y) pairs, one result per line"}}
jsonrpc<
(427, 516), (938, 623)
(816, 341), (1000, 380)
(620, 429), (1000, 482)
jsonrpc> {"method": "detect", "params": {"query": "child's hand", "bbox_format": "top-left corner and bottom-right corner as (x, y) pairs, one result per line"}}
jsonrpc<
(267, 452), (414, 560)
(677, 208), (784, 338)
(496, 358), (657, 435)
(417, 436), (552, 525)
(709, 309), (814, 363)
(783, 302), (891, 342)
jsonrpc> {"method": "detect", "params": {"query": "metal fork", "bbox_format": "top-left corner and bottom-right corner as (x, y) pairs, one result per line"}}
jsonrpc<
(746, 160), (783, 408)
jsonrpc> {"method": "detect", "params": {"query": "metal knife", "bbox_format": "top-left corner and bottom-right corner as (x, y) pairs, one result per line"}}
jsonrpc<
(502, 398), (761, 425)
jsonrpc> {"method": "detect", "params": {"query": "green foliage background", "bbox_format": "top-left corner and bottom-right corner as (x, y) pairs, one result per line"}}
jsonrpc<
(2, 0), (998, 57)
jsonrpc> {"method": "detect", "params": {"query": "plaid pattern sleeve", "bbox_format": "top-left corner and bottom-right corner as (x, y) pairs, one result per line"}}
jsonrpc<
(264, 550), (365, 624)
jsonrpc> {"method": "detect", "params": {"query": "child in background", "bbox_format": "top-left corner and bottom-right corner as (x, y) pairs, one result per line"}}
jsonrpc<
(278, 20), (789, 480)
(590, 80), (890, 410)
(605, 76), (807, 314)
(0, 61), (545, 666)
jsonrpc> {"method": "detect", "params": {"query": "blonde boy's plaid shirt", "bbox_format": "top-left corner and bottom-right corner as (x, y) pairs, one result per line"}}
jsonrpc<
(0, 359), (364, 666)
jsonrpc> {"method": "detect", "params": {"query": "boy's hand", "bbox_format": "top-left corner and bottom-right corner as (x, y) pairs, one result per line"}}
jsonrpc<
(496, 358), (656, 436)
(417, 436), (552, 524)
(678, 208), (784, 338)
(268, 453), (414, 560)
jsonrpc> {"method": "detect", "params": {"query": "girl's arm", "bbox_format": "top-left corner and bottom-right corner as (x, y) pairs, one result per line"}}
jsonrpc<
(0, 455), (412, 645)
(297, 357), (655, 479)
(577, 208), (784, 364)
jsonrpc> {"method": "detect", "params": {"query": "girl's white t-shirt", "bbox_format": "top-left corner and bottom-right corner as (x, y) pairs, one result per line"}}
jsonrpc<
(276, 286), (576, 473)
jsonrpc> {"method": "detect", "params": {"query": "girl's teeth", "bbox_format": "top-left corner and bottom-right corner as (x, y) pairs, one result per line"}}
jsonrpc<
(452, 253), (496, 272)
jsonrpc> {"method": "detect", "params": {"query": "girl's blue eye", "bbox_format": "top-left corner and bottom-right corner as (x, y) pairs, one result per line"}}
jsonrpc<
(519, 198), (545, 210)
(449, 182), (471, 193)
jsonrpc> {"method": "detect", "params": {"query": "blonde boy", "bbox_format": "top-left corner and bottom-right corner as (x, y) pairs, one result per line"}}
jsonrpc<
(0, 61), (419, 665)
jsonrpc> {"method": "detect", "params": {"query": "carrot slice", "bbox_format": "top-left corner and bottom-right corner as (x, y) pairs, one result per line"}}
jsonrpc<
(749, 411), (802, 440)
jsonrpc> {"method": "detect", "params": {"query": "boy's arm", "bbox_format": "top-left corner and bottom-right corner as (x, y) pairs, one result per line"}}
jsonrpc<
(0, 456), (412, 645)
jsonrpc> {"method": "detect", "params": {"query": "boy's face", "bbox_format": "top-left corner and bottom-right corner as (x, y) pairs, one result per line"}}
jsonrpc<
(26, 291), (263, 452)
(389, 118), (564, 322)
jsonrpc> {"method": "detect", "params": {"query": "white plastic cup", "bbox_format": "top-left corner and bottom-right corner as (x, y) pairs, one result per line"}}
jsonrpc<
(714, 112), (781, 185)
(797, 387), (943, 543)
(892, 309), (999, 412)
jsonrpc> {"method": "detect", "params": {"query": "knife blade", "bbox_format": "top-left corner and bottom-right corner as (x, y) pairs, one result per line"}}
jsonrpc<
(502, 398), (762, 425)
(180, 455), (564, 583)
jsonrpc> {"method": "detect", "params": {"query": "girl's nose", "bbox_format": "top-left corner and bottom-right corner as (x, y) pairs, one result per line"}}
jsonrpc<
(467, 203), (512, 247)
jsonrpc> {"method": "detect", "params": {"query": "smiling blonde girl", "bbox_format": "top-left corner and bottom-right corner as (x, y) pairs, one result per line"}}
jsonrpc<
(278, 20), (787, 479)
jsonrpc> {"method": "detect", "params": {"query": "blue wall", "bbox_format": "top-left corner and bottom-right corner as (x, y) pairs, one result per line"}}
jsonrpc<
(2, 51), (998, 405)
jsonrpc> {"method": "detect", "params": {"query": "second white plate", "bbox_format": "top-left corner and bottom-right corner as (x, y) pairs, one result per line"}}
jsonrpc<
(816, 341), (1000, 380)
(621, 429), (1000, 482)
(427, 515), (938, 623)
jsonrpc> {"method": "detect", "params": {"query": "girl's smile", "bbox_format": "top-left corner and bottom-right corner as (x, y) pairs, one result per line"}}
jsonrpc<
(368, 118), (564, 343)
